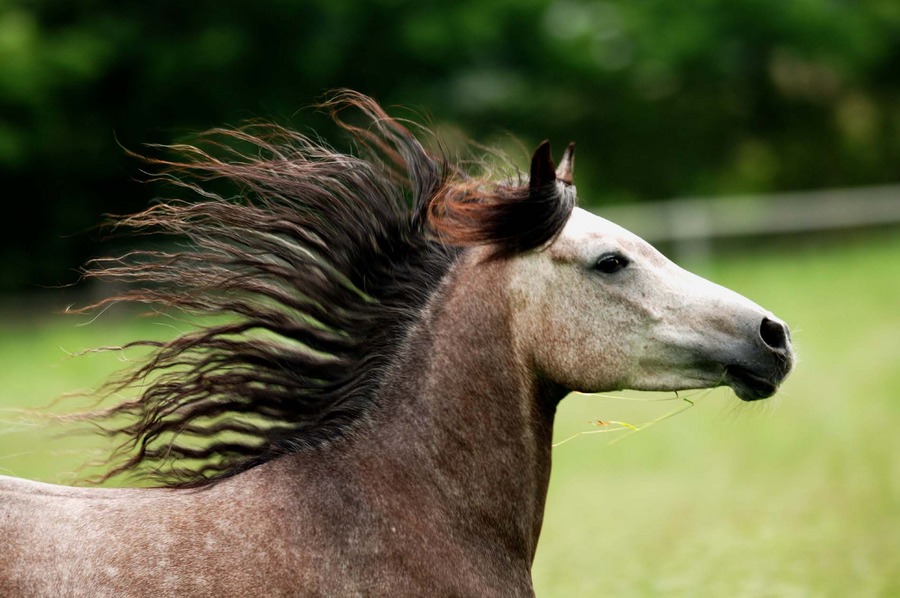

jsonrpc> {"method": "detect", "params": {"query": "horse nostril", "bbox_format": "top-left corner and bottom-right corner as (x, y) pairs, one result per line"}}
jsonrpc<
(760, 317), (790, 351)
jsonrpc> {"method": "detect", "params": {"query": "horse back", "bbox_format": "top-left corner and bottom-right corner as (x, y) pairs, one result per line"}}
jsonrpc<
(0, 473), (306, 596)
(0, 455), (534, 597)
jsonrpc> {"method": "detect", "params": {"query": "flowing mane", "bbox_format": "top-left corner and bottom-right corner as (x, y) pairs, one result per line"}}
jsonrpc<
(79, 91), (575, 487)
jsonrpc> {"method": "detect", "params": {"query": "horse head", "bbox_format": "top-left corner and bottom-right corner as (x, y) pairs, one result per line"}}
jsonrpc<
(504, 142), (794, 401)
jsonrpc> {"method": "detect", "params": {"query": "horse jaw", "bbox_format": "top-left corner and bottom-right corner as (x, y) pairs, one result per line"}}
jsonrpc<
(506, 207), (794, 401)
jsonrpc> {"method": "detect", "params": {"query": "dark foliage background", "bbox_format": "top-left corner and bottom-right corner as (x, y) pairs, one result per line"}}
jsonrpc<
(2, 0), (898, 290)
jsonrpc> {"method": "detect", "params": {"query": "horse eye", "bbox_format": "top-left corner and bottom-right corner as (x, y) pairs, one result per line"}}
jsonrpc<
(594, 253), (630, 274)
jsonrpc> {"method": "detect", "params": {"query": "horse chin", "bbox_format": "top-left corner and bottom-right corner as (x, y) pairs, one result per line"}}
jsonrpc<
(724, 365), (779, 402)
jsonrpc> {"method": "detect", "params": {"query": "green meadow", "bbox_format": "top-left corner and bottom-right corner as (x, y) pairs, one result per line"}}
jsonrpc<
(1, 231), (898, 596)
(536, 232), (900, 596)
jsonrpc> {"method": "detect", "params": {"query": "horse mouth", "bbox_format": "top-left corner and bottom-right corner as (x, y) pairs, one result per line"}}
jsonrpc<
(725, 365), (779, 402)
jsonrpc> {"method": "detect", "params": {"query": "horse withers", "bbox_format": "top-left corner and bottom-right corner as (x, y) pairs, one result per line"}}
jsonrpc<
(0, 93), (793, 596)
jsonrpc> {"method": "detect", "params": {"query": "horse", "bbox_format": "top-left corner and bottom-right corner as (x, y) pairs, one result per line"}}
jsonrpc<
(0, 92), (793, 596)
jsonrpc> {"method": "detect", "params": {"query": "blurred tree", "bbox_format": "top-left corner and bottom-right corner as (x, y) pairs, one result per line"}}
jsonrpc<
(1, 0), (898, 290)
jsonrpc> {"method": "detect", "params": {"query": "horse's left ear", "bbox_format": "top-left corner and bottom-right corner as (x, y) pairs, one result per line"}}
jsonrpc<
(529, 140), (557, 192)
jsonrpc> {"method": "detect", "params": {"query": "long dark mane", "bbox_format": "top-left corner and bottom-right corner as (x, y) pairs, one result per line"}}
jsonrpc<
(78, 91), (575, 487)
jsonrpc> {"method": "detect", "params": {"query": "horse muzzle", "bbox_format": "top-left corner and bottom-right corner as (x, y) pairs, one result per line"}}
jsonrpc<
(724, 317), (794, 401)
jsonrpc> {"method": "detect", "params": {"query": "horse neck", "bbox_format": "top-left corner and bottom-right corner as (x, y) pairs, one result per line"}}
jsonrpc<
(368, 251), (563, 563)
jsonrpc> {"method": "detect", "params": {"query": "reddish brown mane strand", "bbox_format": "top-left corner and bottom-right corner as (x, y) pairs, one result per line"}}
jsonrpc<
(427, 140), (577, 258)
(74, 92), (576, 487)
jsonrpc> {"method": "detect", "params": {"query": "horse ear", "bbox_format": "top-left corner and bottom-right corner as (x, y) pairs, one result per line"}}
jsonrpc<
(529, 140), (556, 191)
(556, 142), (575, 185)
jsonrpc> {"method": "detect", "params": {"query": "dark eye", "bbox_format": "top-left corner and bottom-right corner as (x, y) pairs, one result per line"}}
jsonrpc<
(594, 253), (630, 274)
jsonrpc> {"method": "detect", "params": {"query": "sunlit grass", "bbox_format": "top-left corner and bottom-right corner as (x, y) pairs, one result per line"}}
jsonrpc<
(0, 309), (177, 483)
(1, 232), (899, 595)
(534, 231), (900, 596)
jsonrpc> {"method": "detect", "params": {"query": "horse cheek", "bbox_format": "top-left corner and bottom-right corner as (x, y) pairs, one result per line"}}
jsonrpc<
(521, 287), (620, 393)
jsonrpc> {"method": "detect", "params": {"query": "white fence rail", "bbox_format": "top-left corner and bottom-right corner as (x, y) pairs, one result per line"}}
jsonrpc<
(600, 184), (900, 263)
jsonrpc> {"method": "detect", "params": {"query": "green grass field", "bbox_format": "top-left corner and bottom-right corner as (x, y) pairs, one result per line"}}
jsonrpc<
(1, 231), (898, 596)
